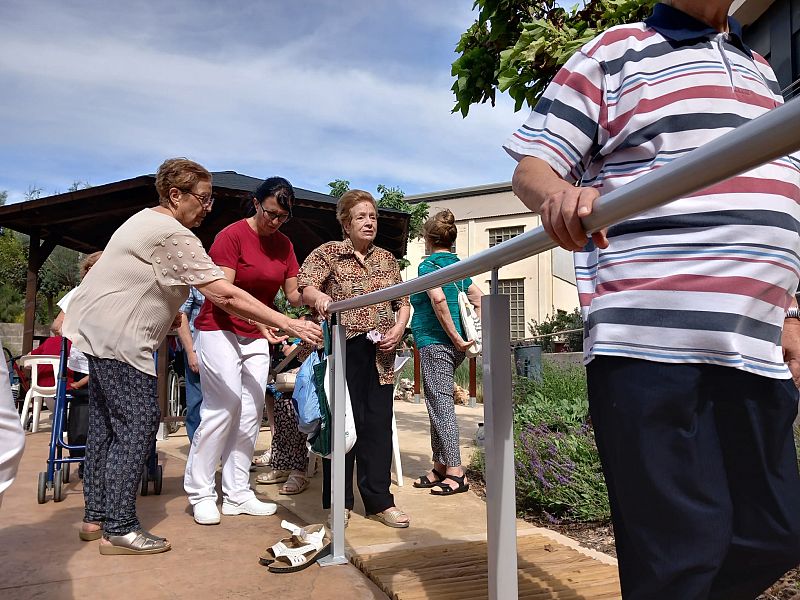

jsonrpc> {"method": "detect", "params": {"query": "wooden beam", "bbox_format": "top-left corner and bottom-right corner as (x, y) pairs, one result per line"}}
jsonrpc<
(22, 234), (59, 354)
(413, 343), (421, 403)
(23, 231), (40, 354)
(469, 357), (477, 407)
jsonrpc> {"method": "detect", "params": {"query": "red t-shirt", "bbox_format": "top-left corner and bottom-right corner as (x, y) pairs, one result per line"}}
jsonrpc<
(193, 219), (299, 338)
(30, 336), (74, 388)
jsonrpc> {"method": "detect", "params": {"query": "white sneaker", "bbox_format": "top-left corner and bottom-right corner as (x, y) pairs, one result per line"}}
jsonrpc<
(193, 499), (221, 525)
(221, 497), (277, 516)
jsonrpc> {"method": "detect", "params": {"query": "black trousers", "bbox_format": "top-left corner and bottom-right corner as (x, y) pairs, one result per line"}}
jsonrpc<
(322, 335), (394, 515)
(587, 357), (800, 600)
(84, 357), (160, 535)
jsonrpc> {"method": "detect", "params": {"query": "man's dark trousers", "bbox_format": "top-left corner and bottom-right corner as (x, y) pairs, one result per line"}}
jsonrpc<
(587, 356), (800, 599)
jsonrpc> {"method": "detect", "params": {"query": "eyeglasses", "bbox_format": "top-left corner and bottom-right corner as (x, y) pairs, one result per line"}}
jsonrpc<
(259, 202), (291, 224)
(183, 190), (215, 209)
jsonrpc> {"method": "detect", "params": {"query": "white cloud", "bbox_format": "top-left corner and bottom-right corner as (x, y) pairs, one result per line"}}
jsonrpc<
(0, 0), (525, 202)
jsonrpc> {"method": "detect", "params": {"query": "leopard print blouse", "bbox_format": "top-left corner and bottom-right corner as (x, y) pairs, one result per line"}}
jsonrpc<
(298, 238), (409, 384)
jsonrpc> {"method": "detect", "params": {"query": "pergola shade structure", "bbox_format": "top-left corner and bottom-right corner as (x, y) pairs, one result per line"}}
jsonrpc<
(0, 170), (410, 353)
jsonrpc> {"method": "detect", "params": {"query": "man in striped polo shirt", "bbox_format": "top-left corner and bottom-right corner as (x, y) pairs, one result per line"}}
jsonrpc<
(505, 1), (800, 598)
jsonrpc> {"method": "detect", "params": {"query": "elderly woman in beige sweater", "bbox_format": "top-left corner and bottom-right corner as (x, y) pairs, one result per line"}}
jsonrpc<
(64, 158), (321, 556)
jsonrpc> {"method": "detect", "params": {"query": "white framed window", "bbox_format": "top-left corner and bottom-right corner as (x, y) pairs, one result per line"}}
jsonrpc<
(497, 278), (526, 340)
(488, 226), (524, 248)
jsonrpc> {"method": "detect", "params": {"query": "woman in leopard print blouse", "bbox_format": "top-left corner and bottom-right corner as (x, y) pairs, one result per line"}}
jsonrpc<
(298, 189), (411, 529)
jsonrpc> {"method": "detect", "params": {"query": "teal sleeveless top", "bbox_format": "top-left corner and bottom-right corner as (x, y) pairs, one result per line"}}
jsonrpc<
(410, 252), (473, 349)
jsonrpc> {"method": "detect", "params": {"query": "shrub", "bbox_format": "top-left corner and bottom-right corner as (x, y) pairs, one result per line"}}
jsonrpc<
(528, 308), (584, 352)
(472, 359), (610, 523)
(515, 422), (609, 522)
(513, 361), (588, 430)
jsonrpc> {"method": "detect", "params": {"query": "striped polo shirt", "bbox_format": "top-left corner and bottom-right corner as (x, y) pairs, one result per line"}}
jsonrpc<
(503, 3), (800, 378)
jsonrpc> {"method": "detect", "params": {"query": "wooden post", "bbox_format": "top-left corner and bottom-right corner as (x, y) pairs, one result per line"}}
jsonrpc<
(22, 232), (56, 354)
(413, 343), (421, 404)
(469, 356), (477, 408)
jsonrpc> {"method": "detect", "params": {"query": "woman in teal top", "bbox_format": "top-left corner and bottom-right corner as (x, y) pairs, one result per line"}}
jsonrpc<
(410, 209), (482, 496)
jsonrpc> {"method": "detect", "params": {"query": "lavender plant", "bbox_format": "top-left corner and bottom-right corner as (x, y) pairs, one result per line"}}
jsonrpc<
(471, 359), (609, 522)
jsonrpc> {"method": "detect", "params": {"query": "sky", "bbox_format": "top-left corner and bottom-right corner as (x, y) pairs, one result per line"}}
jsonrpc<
(0, 0), (527, 204)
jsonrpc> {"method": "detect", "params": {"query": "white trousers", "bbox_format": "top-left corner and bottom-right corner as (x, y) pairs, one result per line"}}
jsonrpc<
(184, 329), (270, 505)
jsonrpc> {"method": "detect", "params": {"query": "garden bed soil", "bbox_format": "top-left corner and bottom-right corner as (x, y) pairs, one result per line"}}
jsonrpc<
(465, 468), (799, 599)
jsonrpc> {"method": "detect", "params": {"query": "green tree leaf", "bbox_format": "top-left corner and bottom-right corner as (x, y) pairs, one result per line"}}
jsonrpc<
(451, 0), (657, 116)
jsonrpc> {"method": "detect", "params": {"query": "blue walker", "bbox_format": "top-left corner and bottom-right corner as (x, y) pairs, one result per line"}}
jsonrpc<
(37, 338), (163, 503)
(37, 337), (83, 503)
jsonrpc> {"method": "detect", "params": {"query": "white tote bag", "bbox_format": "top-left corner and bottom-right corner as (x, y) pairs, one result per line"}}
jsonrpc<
(321, 360), (357, 457)
(458, 288), (482, 358)
(428, 260), (482, 358)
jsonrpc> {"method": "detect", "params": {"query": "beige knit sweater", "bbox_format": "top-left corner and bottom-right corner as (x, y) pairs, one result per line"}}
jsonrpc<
(63, 209), (224, 375)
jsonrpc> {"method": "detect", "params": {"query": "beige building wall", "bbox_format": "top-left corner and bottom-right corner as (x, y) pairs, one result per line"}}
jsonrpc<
(402, 183), (579, 339)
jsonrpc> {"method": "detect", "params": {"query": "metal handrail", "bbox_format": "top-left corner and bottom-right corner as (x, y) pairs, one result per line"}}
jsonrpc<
(328, 96), (800, 314)
(322, 97), (800, 598)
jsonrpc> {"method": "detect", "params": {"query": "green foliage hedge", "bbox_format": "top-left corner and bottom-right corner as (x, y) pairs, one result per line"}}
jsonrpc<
(472, 360), (610, 523)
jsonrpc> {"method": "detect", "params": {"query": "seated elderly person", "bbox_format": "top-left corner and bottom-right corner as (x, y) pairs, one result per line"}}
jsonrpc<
(298, 189), (410, 528)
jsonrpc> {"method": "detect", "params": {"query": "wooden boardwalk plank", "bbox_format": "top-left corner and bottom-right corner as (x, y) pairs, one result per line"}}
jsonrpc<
(353, 537), (621, 600)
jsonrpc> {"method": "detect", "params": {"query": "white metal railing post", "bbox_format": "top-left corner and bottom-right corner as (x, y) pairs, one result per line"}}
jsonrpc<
(318, 317), (348, 566)
(483, 270), (517, 600)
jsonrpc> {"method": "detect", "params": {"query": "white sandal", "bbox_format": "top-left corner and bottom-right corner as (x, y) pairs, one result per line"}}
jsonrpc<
(251, 449), (272, 467)
(259, 520), (330, 573)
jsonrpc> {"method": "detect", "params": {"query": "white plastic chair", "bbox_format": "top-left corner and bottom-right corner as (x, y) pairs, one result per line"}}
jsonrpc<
(392, 353), (412, 487)
(18, 354), (60, 433)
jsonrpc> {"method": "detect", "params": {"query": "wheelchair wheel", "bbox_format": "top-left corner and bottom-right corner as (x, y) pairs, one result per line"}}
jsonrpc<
(53, 469), (64, 502)
(62, 463), (70, 484)
(37, 471), (47, 504)
(140, 466), (149, 496)
(167, 368), (181, 434)
(153, 464), (163, 495)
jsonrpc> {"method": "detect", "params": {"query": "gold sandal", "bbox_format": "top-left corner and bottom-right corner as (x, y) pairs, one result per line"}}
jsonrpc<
(99, 529), (171, 555)
(367, 508), (410, 529)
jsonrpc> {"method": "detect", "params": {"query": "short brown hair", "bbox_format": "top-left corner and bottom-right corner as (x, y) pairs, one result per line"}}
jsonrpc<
(154, 158), (212, 207)
(336, 189), (377, 238)
(80, 251), (103, 279)
(423, 209), (457, 249)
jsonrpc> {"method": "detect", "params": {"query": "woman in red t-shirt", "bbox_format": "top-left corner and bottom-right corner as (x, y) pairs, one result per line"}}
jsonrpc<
(184, 177), (302, 525)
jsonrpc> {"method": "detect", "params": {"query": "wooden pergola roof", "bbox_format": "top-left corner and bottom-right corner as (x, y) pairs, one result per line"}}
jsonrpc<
(0, 170), (410, 353)
(0, 170), (410, 262)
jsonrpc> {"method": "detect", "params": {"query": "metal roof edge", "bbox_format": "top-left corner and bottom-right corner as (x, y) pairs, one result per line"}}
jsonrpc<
(404, 181), (513, 204)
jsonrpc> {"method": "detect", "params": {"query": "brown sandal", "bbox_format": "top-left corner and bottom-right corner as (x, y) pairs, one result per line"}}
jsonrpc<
(79, 522), (103, 541)
(279, 473), (310, 496)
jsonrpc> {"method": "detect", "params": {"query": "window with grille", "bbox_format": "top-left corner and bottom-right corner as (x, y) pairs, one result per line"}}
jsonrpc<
(497, 278), (525, 339)
(488, 226), (524, 247)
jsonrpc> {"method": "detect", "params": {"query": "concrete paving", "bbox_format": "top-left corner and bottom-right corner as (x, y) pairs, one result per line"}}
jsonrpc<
(0, 398), (616, 600)
(0, 424), (386, 600)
